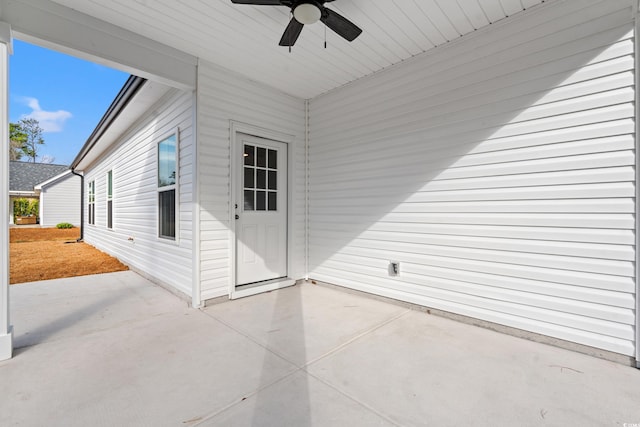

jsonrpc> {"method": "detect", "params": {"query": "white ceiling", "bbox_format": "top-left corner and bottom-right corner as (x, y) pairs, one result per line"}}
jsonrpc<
(51, 0), (548, 99)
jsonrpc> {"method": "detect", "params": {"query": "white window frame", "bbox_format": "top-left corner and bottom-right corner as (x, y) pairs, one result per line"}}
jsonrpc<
(106, 170), (113, 230)
(88, 180), (95, 226)
(157, 128), (179, 241)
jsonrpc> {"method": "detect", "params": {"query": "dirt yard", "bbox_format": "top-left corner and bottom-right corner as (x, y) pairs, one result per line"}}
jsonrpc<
(10, 227), (128, 284)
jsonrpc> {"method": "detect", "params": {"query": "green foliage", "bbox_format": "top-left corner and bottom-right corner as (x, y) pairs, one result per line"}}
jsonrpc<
(18, 118), (45, 163)
(13, 198), (39, 219)
(9, 123), (27, 161)
(56, 222), (75, 229)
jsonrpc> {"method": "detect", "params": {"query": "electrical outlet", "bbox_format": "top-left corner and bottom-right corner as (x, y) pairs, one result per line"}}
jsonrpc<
(389, 261), (400, 276)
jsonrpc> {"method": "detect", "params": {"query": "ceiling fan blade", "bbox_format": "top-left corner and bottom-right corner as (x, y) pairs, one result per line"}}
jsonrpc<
(279, 18), (304, 46)
(230, 0), (283, 5)
(321, 7), (362, 42)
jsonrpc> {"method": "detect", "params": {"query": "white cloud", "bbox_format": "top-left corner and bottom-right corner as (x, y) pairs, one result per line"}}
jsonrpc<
(20, 97), (72, 133)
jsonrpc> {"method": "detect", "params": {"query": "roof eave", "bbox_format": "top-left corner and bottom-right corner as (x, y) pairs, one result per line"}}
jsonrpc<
(9, 191), (38, 197)
(70, 75), (147, 170)
(34, 169), (74, 190)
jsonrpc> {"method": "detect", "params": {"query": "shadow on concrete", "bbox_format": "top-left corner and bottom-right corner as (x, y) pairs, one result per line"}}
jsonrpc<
(251, 286), (310, 426)
(12, 291), (128, 352)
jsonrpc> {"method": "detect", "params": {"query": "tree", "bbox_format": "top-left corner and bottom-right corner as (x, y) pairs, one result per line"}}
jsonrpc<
(9, 122), (27, 161)
(40, 154), (56, 164)
(18, 118), (45, 163)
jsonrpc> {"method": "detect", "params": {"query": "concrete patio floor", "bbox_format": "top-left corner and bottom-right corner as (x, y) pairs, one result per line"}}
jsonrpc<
(1, 271), (639, 426)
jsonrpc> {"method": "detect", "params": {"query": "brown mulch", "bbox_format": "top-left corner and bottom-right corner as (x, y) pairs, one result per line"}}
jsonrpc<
(10, 227), (128, 284)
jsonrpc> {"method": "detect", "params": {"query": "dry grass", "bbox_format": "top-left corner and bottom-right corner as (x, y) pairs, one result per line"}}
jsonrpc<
(10, 227), (128, 284)
(10, 227), (80, 243)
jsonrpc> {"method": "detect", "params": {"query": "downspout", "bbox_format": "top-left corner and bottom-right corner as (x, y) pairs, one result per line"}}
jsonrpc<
(70, 168), (84, 242)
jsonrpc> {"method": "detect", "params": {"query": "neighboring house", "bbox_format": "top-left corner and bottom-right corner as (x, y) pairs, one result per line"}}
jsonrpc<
(1, 0), (639, 367)
(8, 161), (68, 225)
(34, 170), (81, 227)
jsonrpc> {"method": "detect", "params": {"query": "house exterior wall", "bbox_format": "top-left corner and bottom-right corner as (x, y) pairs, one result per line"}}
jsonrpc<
(197, 61), (306, 300)
(8, 195), (38, 224)
(308, 0), (636, 356)
(39, 173), (81, 227)
(82, 89), (195, 297)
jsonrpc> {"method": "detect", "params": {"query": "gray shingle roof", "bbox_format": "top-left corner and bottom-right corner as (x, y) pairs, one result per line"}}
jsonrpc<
(9, 161), (69, 192)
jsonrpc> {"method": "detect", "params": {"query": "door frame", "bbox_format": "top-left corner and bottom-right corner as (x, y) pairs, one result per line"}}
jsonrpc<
(229, 121), (296, 299)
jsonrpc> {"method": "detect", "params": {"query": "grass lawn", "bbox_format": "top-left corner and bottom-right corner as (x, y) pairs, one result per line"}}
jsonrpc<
(10, 227), (128, 284)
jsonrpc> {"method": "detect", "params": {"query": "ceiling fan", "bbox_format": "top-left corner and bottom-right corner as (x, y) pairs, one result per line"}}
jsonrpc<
(230, 0), (362, 47)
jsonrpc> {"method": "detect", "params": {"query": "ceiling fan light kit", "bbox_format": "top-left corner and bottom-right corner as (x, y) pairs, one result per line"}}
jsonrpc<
(230, 0), (362, 47)
(293, 3), (321, 25)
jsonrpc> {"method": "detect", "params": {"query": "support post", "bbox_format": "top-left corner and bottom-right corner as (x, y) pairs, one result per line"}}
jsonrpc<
(0, 20), (13, 361)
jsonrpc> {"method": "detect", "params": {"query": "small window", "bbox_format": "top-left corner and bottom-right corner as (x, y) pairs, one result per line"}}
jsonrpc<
(243, 144), (278, 212)
(107, 170), (113, 229)
(88, 180), (95, 225)
(158, 132), (178, 240)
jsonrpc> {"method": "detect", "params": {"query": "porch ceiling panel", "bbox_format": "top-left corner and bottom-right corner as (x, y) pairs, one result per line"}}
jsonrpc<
(50, 0), (547, 99)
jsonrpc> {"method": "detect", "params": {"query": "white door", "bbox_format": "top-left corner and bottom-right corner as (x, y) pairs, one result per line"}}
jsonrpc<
(236, 134), (288, 286)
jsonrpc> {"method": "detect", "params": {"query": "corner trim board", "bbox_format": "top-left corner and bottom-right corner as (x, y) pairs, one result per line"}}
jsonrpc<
(634, 10), (640, 368)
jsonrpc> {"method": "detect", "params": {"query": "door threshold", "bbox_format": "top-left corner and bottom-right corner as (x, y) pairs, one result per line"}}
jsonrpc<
(231, 278), (295, 300)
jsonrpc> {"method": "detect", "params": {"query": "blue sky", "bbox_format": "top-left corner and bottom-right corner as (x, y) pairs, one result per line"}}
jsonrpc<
(10, 39), (129, 165)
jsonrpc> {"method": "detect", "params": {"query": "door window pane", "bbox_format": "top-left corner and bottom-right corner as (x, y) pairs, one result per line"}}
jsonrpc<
(244, 190), (255, 211)
(256, 191), (266, 211)
(268, 192), (277, 211)
(244, 144), (255, 166)
(268, 170), (277, 190)
(268, 149), (277, 169)
(257, 147), (266, 168)
(256, 169), (266, 189)
(244, 167), (255, 189)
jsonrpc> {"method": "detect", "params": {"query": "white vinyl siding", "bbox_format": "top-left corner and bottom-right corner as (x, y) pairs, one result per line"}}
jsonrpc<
(38, 172), (81, 227)
(82, 89), (194, 297)
(197, 61), (306, 300)
(308, 0), (636, 356)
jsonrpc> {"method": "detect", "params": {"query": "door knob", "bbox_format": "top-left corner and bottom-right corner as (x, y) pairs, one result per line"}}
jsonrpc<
(235, 214), (239, 220)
